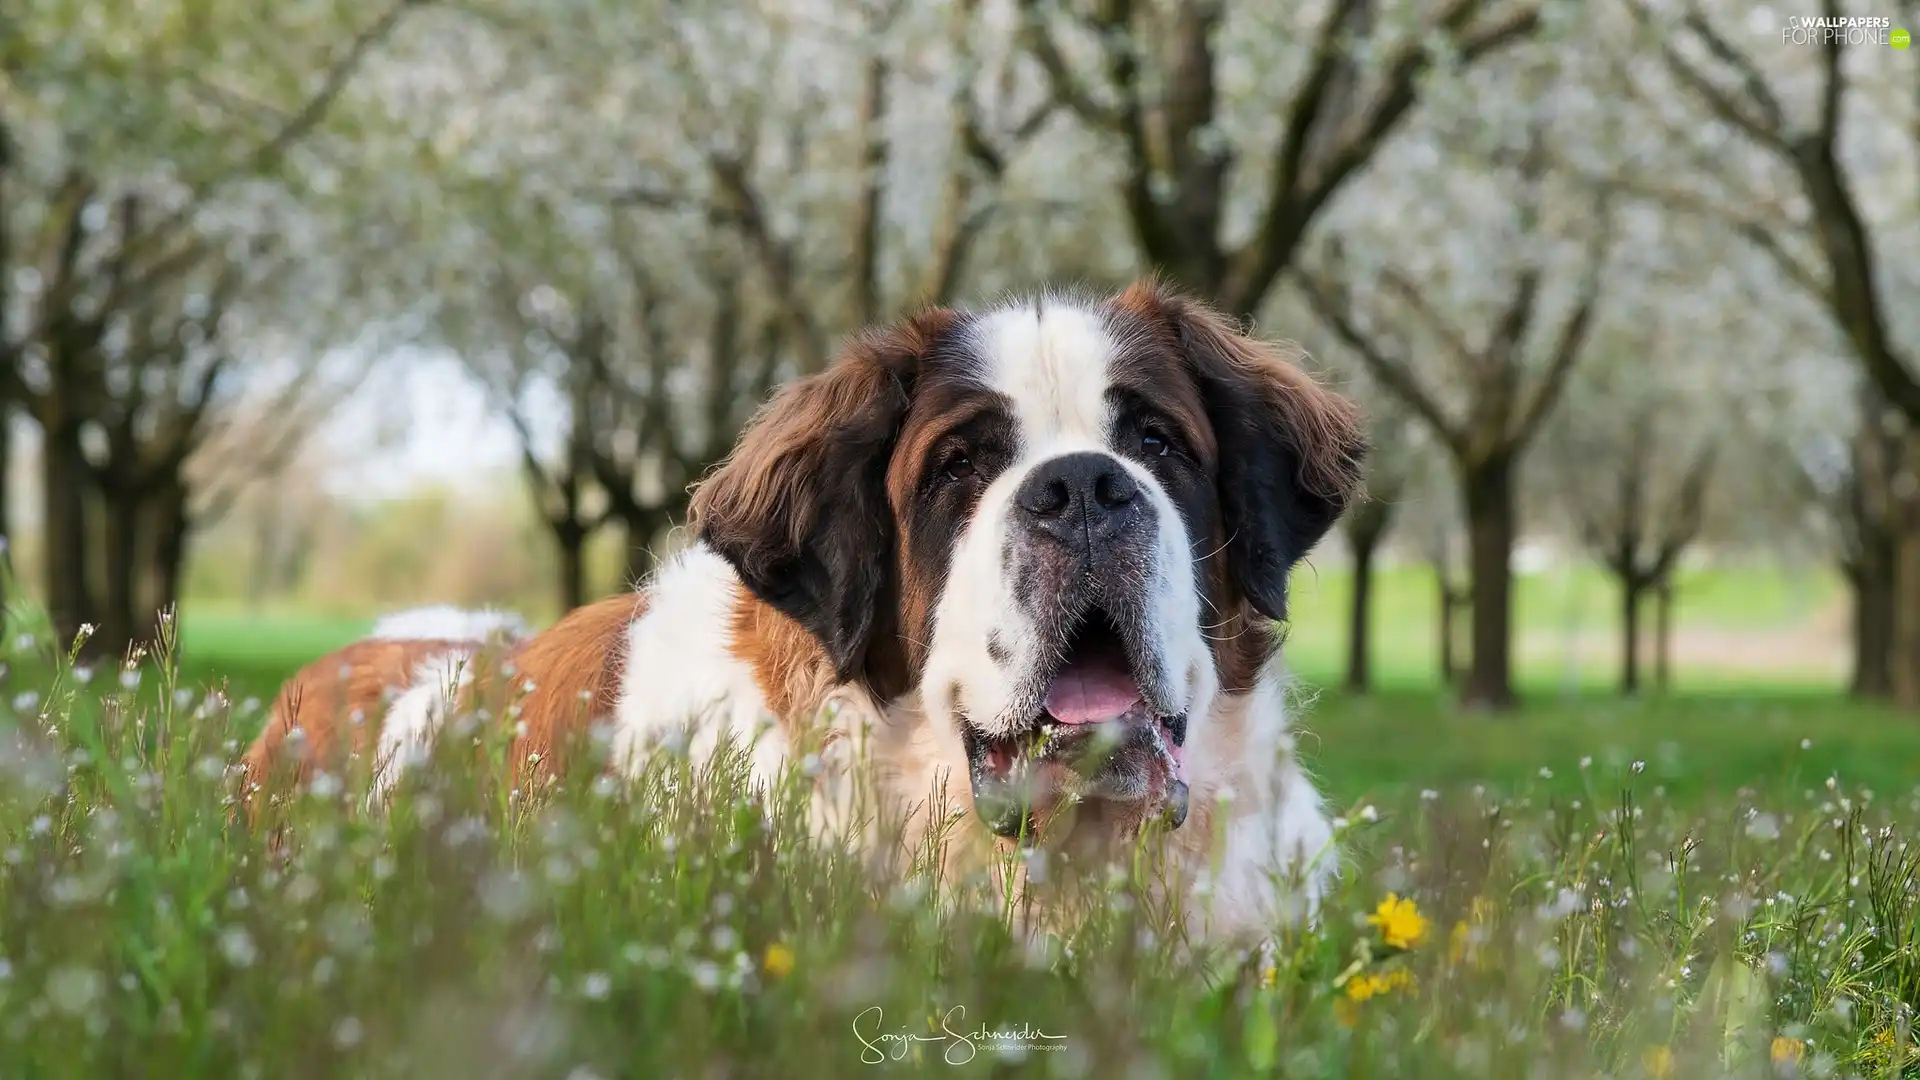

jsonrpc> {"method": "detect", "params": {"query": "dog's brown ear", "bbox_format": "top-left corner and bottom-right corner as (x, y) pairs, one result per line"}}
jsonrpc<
(1115, 279), (1367, 622)
(689, 310), (956, 681)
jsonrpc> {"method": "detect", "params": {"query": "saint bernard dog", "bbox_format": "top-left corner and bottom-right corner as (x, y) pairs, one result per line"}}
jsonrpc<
(239, 279), (1367, 941)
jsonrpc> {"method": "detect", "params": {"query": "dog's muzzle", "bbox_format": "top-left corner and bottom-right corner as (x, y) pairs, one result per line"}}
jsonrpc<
(961, 450), (1191, 840)
(962, 613), (1189, 842)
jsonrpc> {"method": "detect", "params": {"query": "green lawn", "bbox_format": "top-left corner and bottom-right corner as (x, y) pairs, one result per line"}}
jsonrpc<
(1296, 689), (1917, 809)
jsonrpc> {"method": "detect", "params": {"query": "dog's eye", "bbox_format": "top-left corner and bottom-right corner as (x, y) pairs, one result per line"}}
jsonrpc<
(943, 450), (976, 481)
(1141, 429), (1171, 457)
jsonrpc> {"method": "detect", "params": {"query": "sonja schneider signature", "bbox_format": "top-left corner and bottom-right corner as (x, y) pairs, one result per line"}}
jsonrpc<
(852, 1005), (1069, 1065)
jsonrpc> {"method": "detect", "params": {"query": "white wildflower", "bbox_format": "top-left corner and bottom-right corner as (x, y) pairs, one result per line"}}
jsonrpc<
(219, 927), (258, 968)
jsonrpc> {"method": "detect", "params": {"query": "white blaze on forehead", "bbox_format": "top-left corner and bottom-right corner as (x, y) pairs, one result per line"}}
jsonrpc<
(969, 299), (1118, 450)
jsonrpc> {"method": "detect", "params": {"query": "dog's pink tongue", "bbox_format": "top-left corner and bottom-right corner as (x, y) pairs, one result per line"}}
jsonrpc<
(1044, 660), (1143, 725)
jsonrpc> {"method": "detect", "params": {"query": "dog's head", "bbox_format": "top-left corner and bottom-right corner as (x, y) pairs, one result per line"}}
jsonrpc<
(692, 280), (1366, 842)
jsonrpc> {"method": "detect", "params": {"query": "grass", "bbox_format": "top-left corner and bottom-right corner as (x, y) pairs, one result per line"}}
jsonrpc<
(1301, 690), (1919, 809)
(3, 562), (1914, 1078)
(2, 626), (1919, 1078)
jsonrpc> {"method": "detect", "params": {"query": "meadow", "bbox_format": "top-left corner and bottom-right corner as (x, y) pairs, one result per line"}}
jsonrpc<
(1, 561), (1915, 1078)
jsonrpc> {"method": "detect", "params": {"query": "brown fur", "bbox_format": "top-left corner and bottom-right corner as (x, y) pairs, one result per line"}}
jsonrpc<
(689, 309), (959, 698)
(239, 638), (478, 818)
(241, 595), (643, 813)
(731, 590), (836, 722)
(687, 310), (956, 568)
(1112, 278), (1367, 511)
(497, 592), (644, 779)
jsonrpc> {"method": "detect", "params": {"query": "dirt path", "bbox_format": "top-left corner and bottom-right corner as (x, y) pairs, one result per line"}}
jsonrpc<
(1515, 626), (1846, 681)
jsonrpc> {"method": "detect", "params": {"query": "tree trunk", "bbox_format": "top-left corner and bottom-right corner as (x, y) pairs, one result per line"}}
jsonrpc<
(1435, 566), (1459, 686)
(611, 500), (670, 589)
(1346, 533), (1379, 693)
(554, 522), (588, 612)
(1653, 576), (1675, 693)
(1459, 454), (1518, 711)
(1619, 573), (1642, 696)
(0, 402), (10, 638)
(42, 422), (98, 653)
(1892, 429), (1920, 709)
(624, 507), (677, 587)
(1341, 496), (1394, 694)
(1895, 530), (1920, 710)
(1848, 554), (1896, 699)
(147, 477), (191, 638)
(98, 480), (141, 661)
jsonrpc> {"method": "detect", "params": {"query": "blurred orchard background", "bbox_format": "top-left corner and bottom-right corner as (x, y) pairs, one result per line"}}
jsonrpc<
(0, 0), (1916, 774)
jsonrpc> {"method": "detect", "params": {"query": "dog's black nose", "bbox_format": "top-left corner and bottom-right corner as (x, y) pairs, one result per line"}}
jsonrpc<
(1015, 452), (1142, 551)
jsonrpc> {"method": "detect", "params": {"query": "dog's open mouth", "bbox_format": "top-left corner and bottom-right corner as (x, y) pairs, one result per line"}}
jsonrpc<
(963, 610), (1188, 840)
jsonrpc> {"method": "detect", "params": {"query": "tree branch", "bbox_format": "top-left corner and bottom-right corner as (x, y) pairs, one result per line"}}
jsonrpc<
(1627, 0), (1792, 154)
(1648, 441), (1717, 583)
(920, 15), (1059, 307)
(0, 111), (17, 401)
(1266, 0), (1370, 247)
(1816, 0), (1845, 150)
(1595, 171), (1828, 301)
(26, 0), (423, 344)
(1677, 4), (1788, 135)
(1512, 223), (1609, 447)
(849, 36), (892, 328)
(1018, 0), (1180, 278)
(1376, 267), (1480, 369)
(1226, 0), (1540, 316)
(708, 155), (825, 371)
(1294, 262), (1465, 452)
(241, 0), (425, 176)
(1016, 0), (1122, 129)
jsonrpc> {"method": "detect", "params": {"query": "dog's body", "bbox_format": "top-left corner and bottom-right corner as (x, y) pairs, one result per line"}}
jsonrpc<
(240, 282), (1366, 943)
(240, 607), (530, 793)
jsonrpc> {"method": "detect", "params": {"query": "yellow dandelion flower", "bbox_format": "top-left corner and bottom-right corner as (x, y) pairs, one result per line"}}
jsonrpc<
(1342, 968), (1417, 1006)
(1770, 1036), (1804, 1067)
(1260, 965), (1279, 989)
(1367, 893), (1428, 950)
(1643, 1045), (1674, 1079)
(1866, 1027), (1919, 1068)
(762, 942), (796, 979)
(1382, 968), (1418, 996)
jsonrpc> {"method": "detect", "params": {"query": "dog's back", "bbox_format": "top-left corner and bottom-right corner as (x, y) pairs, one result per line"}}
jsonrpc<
(237, 607), (529, 821)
